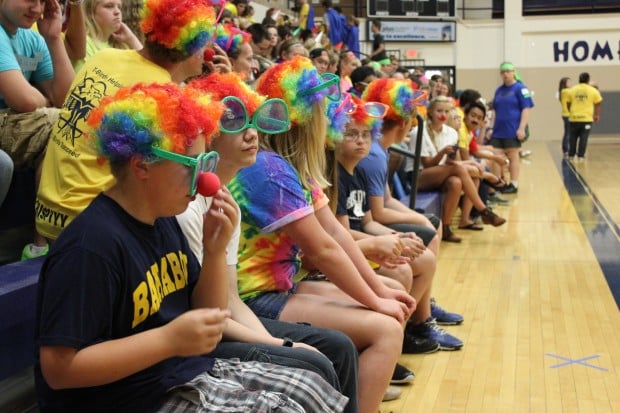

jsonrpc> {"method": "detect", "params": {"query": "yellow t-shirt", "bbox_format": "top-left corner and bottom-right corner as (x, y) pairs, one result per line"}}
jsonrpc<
(567, 83), (603, 123)
(72, 35), (111, 73)
(455, 106), (470, 148)
(560, 87), (571, 117)
(36, 49), (171, 240)
(299, 4), (309, 30)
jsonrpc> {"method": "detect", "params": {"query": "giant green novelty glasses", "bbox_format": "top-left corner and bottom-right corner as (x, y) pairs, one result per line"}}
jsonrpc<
(220, 96), (291, 135)
(299, 73), (341, 101)
(151, 146), (219, 196)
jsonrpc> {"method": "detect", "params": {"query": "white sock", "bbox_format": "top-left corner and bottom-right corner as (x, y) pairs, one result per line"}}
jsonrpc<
(511, 181), (518, 188)
(29, 244), (47, 254)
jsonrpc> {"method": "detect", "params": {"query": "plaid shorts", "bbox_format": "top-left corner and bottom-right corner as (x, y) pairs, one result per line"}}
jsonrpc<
(158, 358), (348, 412)
(0, 107), (59, 169)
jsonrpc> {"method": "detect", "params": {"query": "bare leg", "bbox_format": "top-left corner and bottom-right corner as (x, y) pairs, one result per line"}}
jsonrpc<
(282, 283), (404, 413)
(440, 176), (462, 228)
(505, 148), (520, 184)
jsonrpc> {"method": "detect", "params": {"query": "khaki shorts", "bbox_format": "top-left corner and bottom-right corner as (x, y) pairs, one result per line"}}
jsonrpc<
(0, 107), (59, 169)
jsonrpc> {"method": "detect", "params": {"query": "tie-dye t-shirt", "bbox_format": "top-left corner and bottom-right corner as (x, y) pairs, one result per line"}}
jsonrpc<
(228, 150), (329, 301)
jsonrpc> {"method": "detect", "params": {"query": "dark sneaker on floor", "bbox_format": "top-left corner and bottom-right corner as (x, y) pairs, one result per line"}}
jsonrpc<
(408, 318), (464, 351)
(402, 331), (440, 354)
(431, 298), (464, 325)
(499, 183), (518, 194)
(391, 363), (415, 385)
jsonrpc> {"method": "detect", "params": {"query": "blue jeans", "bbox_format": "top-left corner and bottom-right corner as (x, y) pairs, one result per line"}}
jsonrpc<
(569, 122), (592, 158)
(561, 116), (570, 154)
(209, 317), (359, 413)
(0, 149), (13, 206)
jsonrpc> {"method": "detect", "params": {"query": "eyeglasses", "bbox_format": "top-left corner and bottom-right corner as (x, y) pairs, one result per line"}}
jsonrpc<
(220, 96), (291, 135)
(299, 72), (341, 101)
(343, 129), (372, 142)
(335, 93), (388, 118)
(151, 146), (219, 196)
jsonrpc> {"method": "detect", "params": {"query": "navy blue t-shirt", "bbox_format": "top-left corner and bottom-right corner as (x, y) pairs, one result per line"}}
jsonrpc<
(337, 163), (369, 232)
(35, 193), (213, 413)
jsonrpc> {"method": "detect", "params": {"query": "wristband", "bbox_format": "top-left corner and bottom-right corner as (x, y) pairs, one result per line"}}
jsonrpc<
(281, 337), (294, 347)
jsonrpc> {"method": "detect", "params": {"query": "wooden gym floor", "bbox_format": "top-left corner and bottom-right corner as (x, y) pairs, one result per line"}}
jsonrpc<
(382, 140), (620, 413)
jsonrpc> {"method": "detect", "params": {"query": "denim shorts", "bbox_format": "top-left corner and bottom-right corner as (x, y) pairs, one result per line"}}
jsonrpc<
(245, 283), (299, 320)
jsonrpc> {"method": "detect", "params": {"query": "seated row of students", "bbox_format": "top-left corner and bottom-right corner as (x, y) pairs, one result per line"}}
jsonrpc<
(19, 2), (474, 411)
(37, 66), (469, 413)
(402, 95), (507, 242)
(33, 1), (360, 409)
(26, 2), (444, 413)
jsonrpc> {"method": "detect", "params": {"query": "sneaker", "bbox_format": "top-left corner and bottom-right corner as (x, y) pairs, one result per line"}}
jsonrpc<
(21, 243), (49, 261)
(480, 208), (506, 227)
(431, 298), (464, 325)
(577, 157), (585, 163)
(402, 330), (440, 354)
(408, 318), (464, 351)
(499, 183), (518, 194)
(488, 192), (509, 205)
(519, 149), (532, 158)
(391, 363), (415, 385)
(382, 386), (402, 402)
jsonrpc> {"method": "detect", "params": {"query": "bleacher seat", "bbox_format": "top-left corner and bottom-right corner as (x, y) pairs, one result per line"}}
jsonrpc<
(391, 171), (442, 218)
(0, 169), (37, 264)
(0, 256), (44, 381)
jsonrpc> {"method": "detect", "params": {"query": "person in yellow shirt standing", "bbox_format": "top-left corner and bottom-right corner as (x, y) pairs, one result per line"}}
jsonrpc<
(566, 72), (602, 162)
(295, 0), (315, 31)
(558, 76), (572, 158)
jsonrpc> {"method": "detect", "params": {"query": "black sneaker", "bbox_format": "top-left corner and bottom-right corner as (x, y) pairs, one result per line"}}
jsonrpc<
(391, 363), (415, 385)
(499, 183), (518, 194)
(402, 330), (440, 354)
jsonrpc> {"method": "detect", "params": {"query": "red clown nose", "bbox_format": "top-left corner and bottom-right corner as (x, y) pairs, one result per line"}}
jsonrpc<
(438, 115), (447, 122)
(196, 172), (221, 197)
(203, 47), (215, 62)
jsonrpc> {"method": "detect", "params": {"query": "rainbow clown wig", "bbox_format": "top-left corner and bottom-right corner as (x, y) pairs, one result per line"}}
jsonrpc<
(256, 55), (329, 126)
(350, 95), (384, 140)
(140, 0), (217, 57)
(324, 93), (351, 147)
(186, 72), (264, 116)
(213, 24), (251, 57)
(87, 83), (222, 165)
(362, 78), (424, 122)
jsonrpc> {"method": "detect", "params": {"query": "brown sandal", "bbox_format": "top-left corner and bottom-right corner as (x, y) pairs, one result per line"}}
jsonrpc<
(442, 226), (462, 243)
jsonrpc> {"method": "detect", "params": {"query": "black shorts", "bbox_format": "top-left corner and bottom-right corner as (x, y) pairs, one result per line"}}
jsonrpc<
(384, 222), (437, 246)
(489, 137), (521, 149)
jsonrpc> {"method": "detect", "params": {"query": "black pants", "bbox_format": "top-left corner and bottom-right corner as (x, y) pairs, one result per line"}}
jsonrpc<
(568, 122), (592, 158)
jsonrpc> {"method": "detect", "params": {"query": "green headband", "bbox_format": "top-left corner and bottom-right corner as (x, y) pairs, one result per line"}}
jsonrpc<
(500, 62), (515, 71)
